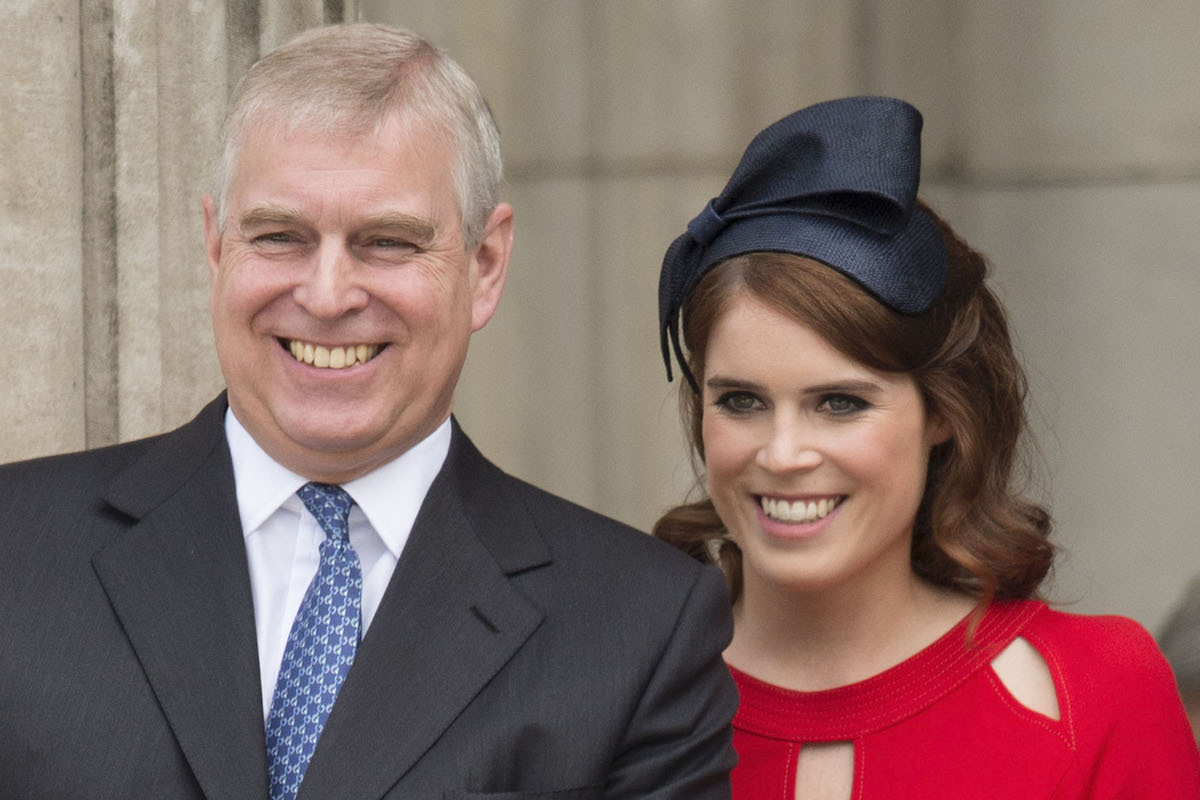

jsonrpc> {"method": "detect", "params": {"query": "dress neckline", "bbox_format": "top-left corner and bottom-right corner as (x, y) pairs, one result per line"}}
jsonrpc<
(729, 599), (1045, 741)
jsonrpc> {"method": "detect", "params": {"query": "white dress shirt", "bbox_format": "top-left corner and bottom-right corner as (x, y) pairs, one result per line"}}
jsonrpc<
(224, 409), (451, 719)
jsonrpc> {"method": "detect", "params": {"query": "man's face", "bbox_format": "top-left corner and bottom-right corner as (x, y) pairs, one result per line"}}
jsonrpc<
(204, 115), (512, 482)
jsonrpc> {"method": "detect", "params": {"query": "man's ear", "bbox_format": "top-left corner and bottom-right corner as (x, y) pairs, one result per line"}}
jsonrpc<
(202, 194), (223, 284)
(469, 202), (514, 332)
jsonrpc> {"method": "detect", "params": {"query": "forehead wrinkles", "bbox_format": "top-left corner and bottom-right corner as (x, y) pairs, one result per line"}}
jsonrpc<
(228, 119), (455, 234)
(230, 107), (455, 184)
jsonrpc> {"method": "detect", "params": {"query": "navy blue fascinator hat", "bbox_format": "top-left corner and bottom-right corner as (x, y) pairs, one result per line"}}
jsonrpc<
(658, 96), (949, 390)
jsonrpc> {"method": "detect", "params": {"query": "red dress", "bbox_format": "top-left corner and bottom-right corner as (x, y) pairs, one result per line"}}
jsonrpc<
(730, 600), (1200, 799)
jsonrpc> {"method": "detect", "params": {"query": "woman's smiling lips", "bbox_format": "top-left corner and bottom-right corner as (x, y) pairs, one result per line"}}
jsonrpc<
(757, 495), (845, 524)
(279, 338), (385, 369)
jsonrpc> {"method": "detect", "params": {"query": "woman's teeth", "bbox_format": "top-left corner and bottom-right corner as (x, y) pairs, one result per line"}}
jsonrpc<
(760, 495), (843, 523)
(286, 340), (380, 369)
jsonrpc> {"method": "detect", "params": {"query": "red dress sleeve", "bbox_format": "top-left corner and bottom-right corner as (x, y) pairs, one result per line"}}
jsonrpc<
(1025, 611), (1200, 798)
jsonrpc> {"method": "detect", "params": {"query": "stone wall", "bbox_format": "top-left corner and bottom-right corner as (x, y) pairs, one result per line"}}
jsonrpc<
(1, 0), (353, 455)
(3, 0), (1197, 631)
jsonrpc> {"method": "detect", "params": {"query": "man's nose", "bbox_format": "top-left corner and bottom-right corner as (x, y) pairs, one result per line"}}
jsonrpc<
(293, 243), (370, 318)
(756, 417), (823, 473)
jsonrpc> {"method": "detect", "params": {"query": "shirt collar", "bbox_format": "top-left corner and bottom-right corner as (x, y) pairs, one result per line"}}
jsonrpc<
(224, 409), (452, 559)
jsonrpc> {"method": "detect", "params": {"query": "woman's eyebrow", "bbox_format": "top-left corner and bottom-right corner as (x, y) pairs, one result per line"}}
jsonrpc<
(705, 376), (883, 395)
(705, 375), (767, 394)
(802, 380), (883, 396)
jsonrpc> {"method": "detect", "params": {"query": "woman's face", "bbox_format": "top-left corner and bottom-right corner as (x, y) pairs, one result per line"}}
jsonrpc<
(701, 292), (945, 597)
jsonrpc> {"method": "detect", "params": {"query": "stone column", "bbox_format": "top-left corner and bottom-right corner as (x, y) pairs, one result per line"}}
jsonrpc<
(0, 0), (355, 460)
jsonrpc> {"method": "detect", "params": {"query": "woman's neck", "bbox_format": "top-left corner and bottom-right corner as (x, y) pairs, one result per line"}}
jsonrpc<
(726, 559), (975, 692)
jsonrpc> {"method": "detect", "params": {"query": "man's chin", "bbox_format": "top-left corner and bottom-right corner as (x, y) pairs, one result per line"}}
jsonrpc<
(230, 400), (377, 473)
(270, 432), (394, 484)
(280, 418), (394, 459)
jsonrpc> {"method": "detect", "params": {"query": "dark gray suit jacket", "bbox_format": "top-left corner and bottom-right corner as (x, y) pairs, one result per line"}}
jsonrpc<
(0, 395), (737, 799)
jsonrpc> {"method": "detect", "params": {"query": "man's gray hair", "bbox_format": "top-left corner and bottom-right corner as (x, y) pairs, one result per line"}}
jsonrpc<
(212, 23), (503, 250)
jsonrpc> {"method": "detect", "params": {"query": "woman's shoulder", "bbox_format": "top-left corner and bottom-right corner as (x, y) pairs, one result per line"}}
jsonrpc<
(1014, 605), (1200, 791)
(1024, 605), (1164, 667)
(1018, 603), (1178, 703)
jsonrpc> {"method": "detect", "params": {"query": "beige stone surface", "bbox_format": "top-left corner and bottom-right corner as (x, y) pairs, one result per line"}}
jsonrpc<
(956, 1), (1200, 179)
(153, 0), (231, 437)
(1, 0), (87, 459)
(259, 0), (327, 49)
(923, 182), (1200, 630)
(3, 0), (1199, 632)
(455, 176), (602, 508)
(586, 173), (726, 524)
(0, 0), (344, 458)
(112, 0), (167, 440)
(584, 0), (859, 167)
(363, 0), (592, 172)
(857, 0), (963, 176)
(457, 168), (725, 529)
(80, 0), (119, 448)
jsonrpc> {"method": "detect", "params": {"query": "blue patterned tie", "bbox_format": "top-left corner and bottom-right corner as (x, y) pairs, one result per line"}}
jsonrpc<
(265, 483), (362, 800)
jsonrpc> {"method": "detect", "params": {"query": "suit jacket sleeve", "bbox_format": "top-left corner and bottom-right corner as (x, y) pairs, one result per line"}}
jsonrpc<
(604, 564), (738, 799)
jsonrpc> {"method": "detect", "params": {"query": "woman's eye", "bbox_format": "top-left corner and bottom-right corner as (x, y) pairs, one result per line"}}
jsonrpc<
(714, 391), (763, 414)
(819, 394), (868, 416)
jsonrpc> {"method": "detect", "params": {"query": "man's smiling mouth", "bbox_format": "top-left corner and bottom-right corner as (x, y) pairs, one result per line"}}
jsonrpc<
(281, 338), (383, 369)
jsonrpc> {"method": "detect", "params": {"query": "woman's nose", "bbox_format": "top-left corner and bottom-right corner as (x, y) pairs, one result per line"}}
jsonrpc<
(756, 419), (823, 473)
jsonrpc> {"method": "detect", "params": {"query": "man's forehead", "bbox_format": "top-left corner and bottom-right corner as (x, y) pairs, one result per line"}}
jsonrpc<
(219, 109), (461, 241)
(228, 116), (454, 194)
(235, 106), (445, 155)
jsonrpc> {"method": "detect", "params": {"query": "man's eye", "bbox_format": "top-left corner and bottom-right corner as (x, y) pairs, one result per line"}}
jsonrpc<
(714, 391), (763, 414)
(358, 238), (420, 259)
(819, 394), (869, 416)
(359, 235), (420, 251)
(254, 232), (298, 245)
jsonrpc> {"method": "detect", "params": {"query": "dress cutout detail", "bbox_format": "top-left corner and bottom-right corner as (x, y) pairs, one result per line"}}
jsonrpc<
(729, 600), (1200, 799)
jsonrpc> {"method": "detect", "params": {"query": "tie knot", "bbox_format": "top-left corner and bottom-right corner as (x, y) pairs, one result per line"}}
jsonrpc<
(297, 482), (355, 544)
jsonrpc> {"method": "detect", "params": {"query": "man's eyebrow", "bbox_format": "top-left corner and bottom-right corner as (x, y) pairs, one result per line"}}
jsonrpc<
(236, 207), (439, 246)
(237, 206), (305, 234)
(358, 213), (438, 246)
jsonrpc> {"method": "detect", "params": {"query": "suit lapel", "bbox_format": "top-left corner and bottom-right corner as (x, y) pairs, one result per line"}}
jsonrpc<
(297, 424), (549, 800)
(92, 396), (268, 800)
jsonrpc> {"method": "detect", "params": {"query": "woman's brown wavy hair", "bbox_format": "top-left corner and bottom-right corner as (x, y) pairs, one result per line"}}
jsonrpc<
(653, 202), (1054, 607)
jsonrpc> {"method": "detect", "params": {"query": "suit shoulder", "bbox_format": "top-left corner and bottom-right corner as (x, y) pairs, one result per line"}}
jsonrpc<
(0, 436), (157, 497)
(0, 436), (169, 565)
(442, 426), (730, 614)
(502, 468), (710, 576)
(450, 433), (718, 595)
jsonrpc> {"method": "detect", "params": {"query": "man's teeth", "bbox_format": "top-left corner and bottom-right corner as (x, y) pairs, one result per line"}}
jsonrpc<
(760, 496), (842, 523)
(287, 340), (380, 369)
